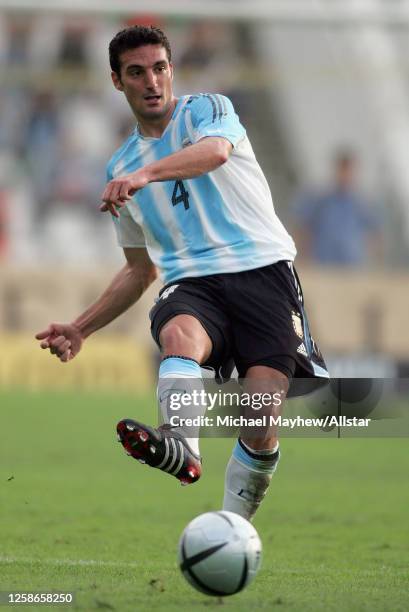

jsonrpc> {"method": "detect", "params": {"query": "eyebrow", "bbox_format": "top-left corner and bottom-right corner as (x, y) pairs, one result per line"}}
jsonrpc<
(126, 61), (168, 71)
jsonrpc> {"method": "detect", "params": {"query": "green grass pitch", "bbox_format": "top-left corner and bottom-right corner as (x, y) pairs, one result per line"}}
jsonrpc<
(1, 389), (408, 611)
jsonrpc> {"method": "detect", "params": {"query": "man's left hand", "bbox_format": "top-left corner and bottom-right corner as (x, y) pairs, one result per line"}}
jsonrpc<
(100, 170), (149, 217)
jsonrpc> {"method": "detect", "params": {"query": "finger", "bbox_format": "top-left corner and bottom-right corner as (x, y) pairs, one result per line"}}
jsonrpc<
(100, 202), (120, 217)
(60, 349), (72, 363)
(58, 340), (71, 354)
(101, 184), (113, 202)
(108, 203), (120, 217)
(36, 328), (52, 340)
(49, 335), (67, 350)
(119, 183), (132, 201)
(102, 183), (119, 206)
(110, 183), (123, 204)
(51, 339), (71, 356)
(113, 187), (131, 205)
(40, 339), (51, 349)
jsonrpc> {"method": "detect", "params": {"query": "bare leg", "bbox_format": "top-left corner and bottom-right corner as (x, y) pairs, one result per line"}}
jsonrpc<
(241, 365), (289, 450)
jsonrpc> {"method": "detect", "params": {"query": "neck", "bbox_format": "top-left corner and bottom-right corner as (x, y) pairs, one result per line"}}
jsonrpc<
(137, 97), (178, 138)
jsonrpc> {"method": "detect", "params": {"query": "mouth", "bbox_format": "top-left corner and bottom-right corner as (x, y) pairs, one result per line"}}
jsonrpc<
(144, 94), (162, 103)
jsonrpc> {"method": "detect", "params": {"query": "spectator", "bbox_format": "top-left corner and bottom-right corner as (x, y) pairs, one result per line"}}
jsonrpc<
(291, 150), (383, 266)
(23, 90), (59, 214)
(0, 186), (8, 258)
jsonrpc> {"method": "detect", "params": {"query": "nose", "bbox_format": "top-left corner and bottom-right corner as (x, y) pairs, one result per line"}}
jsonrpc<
(144, 69), (158, 89)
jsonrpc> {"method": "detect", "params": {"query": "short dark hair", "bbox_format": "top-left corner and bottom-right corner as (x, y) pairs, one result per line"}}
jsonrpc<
(109, 25), (172, 75)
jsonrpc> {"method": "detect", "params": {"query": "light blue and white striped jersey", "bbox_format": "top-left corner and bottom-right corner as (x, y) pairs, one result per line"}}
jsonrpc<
(107, 93), (296, 283)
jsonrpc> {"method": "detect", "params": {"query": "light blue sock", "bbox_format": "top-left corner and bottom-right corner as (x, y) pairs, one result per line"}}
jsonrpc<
(158, 357), (205, 456)
(159, 356), (202, 378)
(234, 439), (280, 472)
(223, 439), (280, 520)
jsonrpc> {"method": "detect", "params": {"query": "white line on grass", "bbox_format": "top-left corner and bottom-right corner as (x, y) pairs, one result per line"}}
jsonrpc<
(0, 556), (139, 569)
(1, 557), (406, 577)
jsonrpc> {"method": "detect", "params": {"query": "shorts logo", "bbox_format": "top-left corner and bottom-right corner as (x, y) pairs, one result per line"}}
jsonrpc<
(161, 284), (179, 300)
(297, 342), (308, 357)
(292, 311), (304, 339)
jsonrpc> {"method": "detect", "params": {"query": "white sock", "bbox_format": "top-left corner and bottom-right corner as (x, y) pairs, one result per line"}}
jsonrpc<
(223, 439), (280, 521)
(158, 356), (206, 457)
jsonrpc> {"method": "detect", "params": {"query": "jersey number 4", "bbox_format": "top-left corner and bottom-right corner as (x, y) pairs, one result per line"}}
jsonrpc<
(172, 180), (190, 210)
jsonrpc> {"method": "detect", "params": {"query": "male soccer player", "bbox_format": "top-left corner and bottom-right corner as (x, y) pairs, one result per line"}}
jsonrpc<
(36, 26), (328, 521)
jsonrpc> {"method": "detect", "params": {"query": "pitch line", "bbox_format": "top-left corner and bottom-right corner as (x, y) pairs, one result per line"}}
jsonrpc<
(0, 556), (139, 569)
(1, 557), (406, 578)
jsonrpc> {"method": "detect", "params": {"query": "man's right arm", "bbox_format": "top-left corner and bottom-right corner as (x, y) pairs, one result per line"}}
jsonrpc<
(35, 248), (157, 362)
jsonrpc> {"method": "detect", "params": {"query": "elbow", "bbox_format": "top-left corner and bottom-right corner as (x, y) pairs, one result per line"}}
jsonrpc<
(217, 150), (229, 166)
(141, 264), (158, 289)
(211, 139), (232, 167)
(127, 261), (158, 291)
(148, 265), (158, 285)
(216, 142), (231, 166)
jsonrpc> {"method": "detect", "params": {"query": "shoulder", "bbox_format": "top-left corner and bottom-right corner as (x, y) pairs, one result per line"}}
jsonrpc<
(184, 93), (237, 120)
(106, 131), (138, 180)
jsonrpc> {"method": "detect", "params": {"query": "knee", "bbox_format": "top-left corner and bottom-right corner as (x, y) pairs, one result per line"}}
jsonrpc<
(160, 322), (188, 353)
(159, 315), (212, 363)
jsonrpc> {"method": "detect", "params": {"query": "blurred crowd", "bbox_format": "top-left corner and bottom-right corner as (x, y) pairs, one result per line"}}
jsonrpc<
(0, 13), (387, 269)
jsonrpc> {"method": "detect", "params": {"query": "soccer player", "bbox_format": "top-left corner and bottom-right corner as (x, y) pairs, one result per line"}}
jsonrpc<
(36, 26), (329, 521)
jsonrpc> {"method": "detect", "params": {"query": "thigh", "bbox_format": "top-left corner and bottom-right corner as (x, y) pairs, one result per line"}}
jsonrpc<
(149, 277), (233, 371)
(224, 262), (310, 379)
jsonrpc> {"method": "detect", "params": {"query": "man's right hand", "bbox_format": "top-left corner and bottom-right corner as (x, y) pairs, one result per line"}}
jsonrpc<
(35, 323), (84, 362)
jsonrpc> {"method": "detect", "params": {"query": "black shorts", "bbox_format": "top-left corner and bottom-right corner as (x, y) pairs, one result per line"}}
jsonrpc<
(149, 261), (329, 397)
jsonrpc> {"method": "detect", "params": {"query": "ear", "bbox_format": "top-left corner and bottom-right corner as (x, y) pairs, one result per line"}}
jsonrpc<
(111, 71), (124, 92)
(169, 62), (174, 81)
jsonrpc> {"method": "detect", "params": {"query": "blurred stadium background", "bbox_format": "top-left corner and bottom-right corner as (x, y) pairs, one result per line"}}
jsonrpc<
(1, 0), (409, 392)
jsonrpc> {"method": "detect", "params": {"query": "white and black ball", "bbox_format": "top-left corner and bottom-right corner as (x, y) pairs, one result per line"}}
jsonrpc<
(178, 511), (262, 597)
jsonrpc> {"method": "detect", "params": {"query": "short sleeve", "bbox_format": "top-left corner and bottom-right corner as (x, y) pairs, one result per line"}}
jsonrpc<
(106, 161), (145, 248)
(185, 94), (246, 147)
(112, 205), (146, 248)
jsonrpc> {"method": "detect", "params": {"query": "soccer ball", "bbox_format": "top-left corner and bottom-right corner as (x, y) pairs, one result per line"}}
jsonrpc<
(178, 511), (262, 597)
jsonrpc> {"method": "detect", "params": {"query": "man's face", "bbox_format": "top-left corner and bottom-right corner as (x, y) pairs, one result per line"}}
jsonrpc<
(336, 159), (356, 189)
(112, 44), (174, 122)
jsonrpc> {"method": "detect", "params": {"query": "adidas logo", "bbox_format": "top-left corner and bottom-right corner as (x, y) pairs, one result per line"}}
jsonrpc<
(297, 343), (308, 357)
(159, 389), (187, 405)
(161, 284), (179, 300)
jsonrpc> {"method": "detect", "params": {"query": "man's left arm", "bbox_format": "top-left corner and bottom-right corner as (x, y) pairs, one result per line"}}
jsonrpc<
(101, 137), (232, 216)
